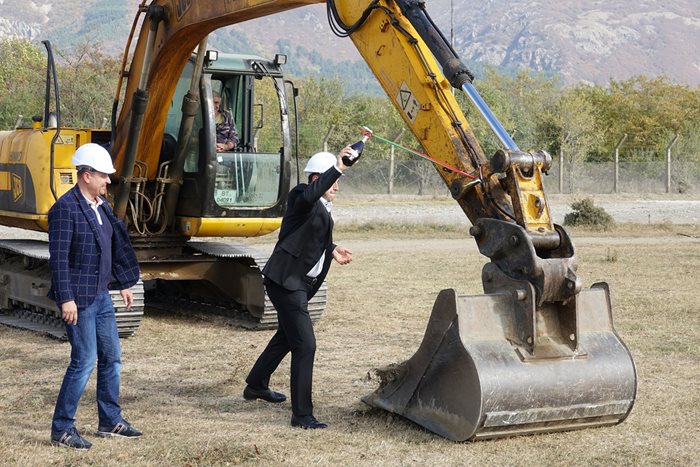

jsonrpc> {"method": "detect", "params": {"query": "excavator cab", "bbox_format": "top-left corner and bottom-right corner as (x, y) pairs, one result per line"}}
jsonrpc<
(123, 51), (312, 329)
(158, 52), (293, 237)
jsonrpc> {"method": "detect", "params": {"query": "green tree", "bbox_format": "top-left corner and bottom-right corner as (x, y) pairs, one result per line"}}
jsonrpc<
(0, 38), (45, 129)
(293, 76), (415, 161)
(459, 67), (562, 156)
(588, 76), (700, 161)
(56, 42), (120, 128)
(0, 39), (121, 130)
(554, 87), (602, 191)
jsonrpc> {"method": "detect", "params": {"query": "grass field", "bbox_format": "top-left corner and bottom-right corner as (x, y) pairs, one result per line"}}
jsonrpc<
(0, 223), (698, 466)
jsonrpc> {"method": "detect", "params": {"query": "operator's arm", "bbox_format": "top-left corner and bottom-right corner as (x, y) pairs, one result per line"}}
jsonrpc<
(48, 202), (78, 324)
(225, 111), (239, 148)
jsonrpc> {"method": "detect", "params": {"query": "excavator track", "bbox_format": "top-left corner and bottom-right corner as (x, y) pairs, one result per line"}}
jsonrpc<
(0, 240), (145, 340)
(144, 241), (327, 330)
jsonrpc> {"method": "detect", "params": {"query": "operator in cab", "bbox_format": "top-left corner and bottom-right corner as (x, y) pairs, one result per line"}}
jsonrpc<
(213, 91), (239, 152)
(243, 147), (357, 430)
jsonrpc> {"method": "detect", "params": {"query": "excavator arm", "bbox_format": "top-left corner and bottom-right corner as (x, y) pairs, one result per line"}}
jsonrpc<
(330, 0), (583, 306)
(329, 0), (636, 441)
(331, 0), (557, 252)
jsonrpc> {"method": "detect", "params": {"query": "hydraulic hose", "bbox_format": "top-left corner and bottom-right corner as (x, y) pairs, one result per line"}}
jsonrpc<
(393, 0), (519, 151)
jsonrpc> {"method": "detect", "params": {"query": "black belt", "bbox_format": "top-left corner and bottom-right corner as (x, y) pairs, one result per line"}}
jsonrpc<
(303, 276), (318, 287)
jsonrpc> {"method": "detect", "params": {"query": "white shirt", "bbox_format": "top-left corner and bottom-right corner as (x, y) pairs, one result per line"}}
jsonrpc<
(83, 194), (104, 225)
(306, 197), (333, 278)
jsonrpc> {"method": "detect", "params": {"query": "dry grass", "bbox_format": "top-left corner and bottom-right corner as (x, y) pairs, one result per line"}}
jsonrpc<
(1, 226), (699, 466)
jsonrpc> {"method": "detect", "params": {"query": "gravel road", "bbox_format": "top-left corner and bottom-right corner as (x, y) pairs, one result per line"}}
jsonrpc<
(333, 195), (700, 226)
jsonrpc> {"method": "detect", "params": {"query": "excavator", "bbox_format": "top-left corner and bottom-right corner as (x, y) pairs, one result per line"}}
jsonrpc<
(0, 0), (636, 441)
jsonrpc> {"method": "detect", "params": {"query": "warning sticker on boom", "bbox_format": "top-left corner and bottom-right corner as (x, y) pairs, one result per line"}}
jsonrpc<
(398, 82), (420, 124)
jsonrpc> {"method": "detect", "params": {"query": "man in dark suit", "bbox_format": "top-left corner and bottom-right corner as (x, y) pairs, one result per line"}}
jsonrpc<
(244, 147), (356, 429)
(48, 143), (142, 450)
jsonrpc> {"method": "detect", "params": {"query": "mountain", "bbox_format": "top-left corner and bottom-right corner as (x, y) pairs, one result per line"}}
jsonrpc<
(427, 0), (700, 86)
(1, 0), (698, 87)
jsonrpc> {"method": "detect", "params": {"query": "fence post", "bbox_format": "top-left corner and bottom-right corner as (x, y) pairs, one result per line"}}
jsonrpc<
(666, 134), (679, 193)
(322, 125), (335, 152)
(388, 128), (404, 195)
(614, 133), (627, 194)
(559, 147), (564, 194)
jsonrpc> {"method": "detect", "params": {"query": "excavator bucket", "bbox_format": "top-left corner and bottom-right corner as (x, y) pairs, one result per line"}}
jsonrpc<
(363, 282), (637, 441)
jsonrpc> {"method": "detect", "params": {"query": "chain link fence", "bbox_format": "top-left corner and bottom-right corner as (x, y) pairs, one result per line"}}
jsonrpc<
(295, 158), (700, 196)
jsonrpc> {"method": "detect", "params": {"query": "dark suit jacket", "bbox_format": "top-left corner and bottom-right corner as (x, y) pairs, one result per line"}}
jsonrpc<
(262, 166), (342, 297)
(48, 185), (140, 309)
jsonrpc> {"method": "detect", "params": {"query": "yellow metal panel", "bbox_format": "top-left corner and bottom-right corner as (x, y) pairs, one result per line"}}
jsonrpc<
(514, 168), (553, 232)
(178, 217), (281, 237)
(53, 169), (77, 199)
(0, 127), (88, 232)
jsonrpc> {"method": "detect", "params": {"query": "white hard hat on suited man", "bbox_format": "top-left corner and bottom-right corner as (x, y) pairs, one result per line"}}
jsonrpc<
(71, 143), (116, 174)
(304, 152), (336, 176)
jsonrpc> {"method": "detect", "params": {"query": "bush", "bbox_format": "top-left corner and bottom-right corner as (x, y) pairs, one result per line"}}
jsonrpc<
(563, 198), (615, 229)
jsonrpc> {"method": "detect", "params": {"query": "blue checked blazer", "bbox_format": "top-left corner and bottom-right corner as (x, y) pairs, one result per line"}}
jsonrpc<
(48, 185), (140, 309)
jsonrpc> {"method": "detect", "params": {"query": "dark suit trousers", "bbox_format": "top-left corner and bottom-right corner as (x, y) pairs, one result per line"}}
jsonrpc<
(246, 279), (316, 417)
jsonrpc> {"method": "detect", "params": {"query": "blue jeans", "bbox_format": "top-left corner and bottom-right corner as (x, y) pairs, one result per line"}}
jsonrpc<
(52, 292), (122, 434)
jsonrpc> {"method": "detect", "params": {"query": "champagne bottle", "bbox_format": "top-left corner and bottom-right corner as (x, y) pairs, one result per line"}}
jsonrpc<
(342, 134), (369, 166)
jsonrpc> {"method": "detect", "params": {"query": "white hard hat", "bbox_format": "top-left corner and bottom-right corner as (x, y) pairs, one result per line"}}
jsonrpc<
(71, 143), (116, 174)
(304, 152), (336, 176)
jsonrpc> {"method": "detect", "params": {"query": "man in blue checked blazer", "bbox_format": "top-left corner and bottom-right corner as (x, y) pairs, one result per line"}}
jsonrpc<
(48, 144), (142, 451)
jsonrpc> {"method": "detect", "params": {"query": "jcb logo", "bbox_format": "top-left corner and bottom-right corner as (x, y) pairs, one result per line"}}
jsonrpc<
(175, 0), (192, 20)
(11, 173), (23, 201)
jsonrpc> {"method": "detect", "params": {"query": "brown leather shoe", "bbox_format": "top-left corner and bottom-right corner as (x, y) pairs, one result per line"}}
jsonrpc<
(243, 385), (287, 403)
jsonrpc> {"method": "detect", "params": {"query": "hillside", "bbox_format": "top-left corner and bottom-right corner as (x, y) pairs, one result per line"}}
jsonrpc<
(1, 0), (698, 87)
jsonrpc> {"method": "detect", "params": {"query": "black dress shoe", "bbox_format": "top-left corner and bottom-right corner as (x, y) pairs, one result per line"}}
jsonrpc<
(243, 385), (287, 403)
(291, 415), (328, 429)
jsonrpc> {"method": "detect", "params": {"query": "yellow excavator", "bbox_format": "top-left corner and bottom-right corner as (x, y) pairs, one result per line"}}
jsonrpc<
(0, 0), (636, 441)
